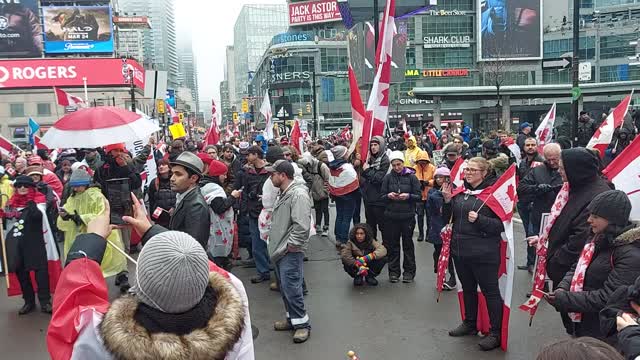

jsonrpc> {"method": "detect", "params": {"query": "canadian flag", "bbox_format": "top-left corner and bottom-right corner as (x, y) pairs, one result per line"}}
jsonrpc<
(518, 289), (546, 312)
(587, 93), (632, 158)
(166, 103), (179, 124)
(360, 0), (395, 161)
(603, 135), (640, 222)
(203, 99), (220, 146)
(233, 123), (240, 137)
(449, 157), (467, 188)
(34, 135), (49, 150)
(291, 119), (303, 154)
(535, 103), (556, 155)
(260, 90), (273, 140)
(0, 134), (18, 156)
(53, 87), (85, 108)
(347, 65), (365, 156)
(340, 125), (352, 141)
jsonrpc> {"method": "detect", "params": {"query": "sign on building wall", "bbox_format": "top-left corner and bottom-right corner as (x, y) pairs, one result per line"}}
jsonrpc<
(0, 0), (43, 58)
(288, 0), (342, 26)
(42, 6), (114, 54)
(423, 35), (471, 49)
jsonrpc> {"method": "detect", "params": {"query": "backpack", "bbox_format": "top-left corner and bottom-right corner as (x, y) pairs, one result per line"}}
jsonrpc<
(307, 161), (329, 201)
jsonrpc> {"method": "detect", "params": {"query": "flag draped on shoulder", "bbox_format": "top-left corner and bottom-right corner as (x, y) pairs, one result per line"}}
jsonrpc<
(360, 0), (395, 161)
(53, 87), (85, 108)
(587, 93), (633, 158)
(260, 90), (273, 140)
(204, 100), (220, 146)
(603, 135), (640, 222)
(535, 103), (556, 155)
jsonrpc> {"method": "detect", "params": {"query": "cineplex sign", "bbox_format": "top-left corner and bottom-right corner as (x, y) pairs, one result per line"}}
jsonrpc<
(405, 69), (470, 77)
(0, 59), (145, 89)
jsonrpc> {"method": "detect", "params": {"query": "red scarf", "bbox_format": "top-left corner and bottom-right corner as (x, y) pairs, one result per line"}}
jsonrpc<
(7, 188), (46, 209)
(568, 240), (596, 322)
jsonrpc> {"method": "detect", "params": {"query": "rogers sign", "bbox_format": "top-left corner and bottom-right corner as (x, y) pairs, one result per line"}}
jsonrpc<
(0, 59), (144, 89)
(289, 0), (341, 26)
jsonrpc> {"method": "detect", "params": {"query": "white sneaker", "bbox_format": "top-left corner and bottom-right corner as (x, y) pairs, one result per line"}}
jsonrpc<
(321, 229), (329, 237)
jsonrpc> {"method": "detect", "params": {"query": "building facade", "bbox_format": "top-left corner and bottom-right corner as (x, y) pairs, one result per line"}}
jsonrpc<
(220, 81), (232, 123)
(226, 46), (237, 106)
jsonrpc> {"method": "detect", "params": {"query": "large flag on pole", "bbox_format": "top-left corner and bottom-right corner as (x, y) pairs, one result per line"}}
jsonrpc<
(28, 117), (40, 146)
(587, 93), (633, 158)
(260, 90), (273, 140)
(603, 135), (640, 222)
(449, 157), (467, 188)
(203, 99), (220, 146)
(535, 103), (556, 155)
(291, 119), (303, 154)
(360, 0), (395, 161)
(53, 87), (85, 108)
(347, 65), (366, 156)
(0, 134), (18, 156)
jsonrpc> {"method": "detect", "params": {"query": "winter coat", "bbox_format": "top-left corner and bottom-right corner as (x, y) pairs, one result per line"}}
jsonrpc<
(268, 181), (312, 263)
(413, 151), (435, 200)
(83, 154), (104, 173)
(46, 225), (254, 360)
(577, 118), (598, 147)
(0, 175), (13, 208)
(240, 165), (270, 218)
(380, 167), (421, 221)
(328, 159), (359, 198)
(57, 187), (126, 278)
(341, 239), (387, 268)
(303, 157), (330, 201)
(170, 187), (211, 250)
(404, 136), (421, 167)
(517, 162), (563, 226)
(148, 175), (176, 215)
(547, 148), (611, 283)
(488, 153), (510, 178)
(222, 155), (242, 195)
(361, 138), (390, 207)
(554, 227), (640, 339)
(93, 156), (142, 197)
(426, 186), (446, 244)
(7, 201), (48, 271)
(619, 325), (640, 360)
(443, 177), (504, 263)
(517, 153), (544, 181)
(201, 182), (234, 258)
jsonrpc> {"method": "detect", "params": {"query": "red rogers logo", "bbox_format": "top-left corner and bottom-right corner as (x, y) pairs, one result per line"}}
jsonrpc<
(0, 59), (144, 89)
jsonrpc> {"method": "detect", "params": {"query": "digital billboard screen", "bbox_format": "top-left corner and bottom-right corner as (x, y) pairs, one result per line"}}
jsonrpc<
(0, 0), (43, 57)
(43, 6), (113, 54)
(478, 0), (542, 60)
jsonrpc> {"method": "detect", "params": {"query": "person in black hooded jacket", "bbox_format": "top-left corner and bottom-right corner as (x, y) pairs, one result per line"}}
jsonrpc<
(546, 147), (612, 334)
(546, 190), (640, 340)
(442, 157), (504, 351)
(361, 136), (390, 239)
(601, 276), (640, 359)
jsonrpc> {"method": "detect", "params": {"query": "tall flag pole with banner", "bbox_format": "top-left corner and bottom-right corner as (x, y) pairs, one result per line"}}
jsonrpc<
(260, 90), (273, 140)
(360, 0), (395, 161)
(28, 117), (40, 146)
(587, 92), (633, 158)
(53, 87), (86, 108)
(603, 135), (640, 222)
(203, 99), (220, 146)
(534, 103), (556, 155)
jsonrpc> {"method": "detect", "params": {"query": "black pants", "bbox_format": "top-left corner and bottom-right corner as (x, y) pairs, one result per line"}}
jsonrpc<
(343, 257), (387, 278)
(383, 218), (416, 277)
(213, 256), (232, 271)
(16, 268), (50, 305)
(365, 205), (385, 240)
(548, 260), (574, 335)
(352, 191), (362, 225)
(416, 201), (427, 240)
(433, 243), (455, 276)
(453, 257), (503, 336)
(313, 198), (330, 229)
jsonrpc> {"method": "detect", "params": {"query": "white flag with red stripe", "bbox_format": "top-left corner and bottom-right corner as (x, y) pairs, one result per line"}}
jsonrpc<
(260, 90), (273, 140)
(0, 134), (18, 156)
(603, 135), (640, 221)
(166, 103), (179, 124)
(360, 0), (395, 161)
(535, 103), (556, 155)
(587, 93), (633, 158)
(347, 65), (365, 156)
(449, 157), (467, 188)
(53, 87), (85, 108)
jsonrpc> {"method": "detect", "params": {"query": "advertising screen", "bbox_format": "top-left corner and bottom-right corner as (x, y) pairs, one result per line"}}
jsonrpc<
(0, 0), (43, 57)
(42, 6), (113, 54)
(289, 0), (342, 26)
(478, 0), (542, 60)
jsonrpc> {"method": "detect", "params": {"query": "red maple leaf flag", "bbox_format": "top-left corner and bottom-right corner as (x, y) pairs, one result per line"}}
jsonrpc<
(603, 135), (640, 222)
(203, 99), (220, 146)
(449, 157), (467, 188)
(587, 93), (633, 158)
(534, 103), (556, 155)
(477, 164), (517, 222)
(360, 0), (395, 161)
(53, 87), (85, 108)
(166, 103), (180, 124)
(0, 134), (18, 156)
(518, 289), (546, 312)
(348, 65), (366, 156)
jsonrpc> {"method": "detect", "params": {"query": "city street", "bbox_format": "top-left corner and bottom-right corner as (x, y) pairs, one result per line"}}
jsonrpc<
(0, 211), (567, 359)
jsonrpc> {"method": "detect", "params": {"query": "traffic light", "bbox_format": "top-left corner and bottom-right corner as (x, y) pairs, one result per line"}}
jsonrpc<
(306, 103), (312, 113)
(178, 113), (184, 122)
(298, 109), (303, 118)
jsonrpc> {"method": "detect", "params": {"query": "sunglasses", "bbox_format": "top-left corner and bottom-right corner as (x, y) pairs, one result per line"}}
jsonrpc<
(16, 184), (30, 189)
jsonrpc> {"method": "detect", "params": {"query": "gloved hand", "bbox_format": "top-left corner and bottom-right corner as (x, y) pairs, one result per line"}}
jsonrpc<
(537, 184), (553, 193)
(71, 211), (83, 226)
(357, 265), (369, 277)
(355, 258), (366, 268)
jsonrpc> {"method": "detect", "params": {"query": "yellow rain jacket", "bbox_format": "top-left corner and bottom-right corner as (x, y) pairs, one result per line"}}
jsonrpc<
(0, 175), (14, 208)
(413, 151), (435, 200)
(404, 136), (421, 167)
(57, 187), (126, 278)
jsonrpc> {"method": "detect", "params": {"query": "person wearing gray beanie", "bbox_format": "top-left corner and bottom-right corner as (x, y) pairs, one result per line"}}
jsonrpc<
(46, 197), (255, 359)
(587, 190), (632, 229)
(331, 145), (348, 160)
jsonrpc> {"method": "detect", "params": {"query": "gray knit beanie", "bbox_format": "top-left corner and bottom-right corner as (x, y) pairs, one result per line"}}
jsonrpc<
(587, 190), (631, 226)
(131, 231), (210, 314)
(331, 145), (348, 160)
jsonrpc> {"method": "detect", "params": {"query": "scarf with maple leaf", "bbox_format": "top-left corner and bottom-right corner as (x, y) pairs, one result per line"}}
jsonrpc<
(568, 240), (596, 322)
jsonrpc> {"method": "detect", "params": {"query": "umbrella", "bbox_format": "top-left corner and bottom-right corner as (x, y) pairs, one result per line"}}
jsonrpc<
(40, 107), (160, 149)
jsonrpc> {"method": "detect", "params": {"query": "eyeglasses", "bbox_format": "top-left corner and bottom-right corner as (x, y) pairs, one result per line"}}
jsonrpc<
(463, 168), (483, 173)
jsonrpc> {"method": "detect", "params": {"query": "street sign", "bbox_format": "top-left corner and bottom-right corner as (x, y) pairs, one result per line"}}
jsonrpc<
(571, 87), (582, 101)
(241, 99), (249, 113)
(542, 57), (571, 69)
(579, 62), (592, 81)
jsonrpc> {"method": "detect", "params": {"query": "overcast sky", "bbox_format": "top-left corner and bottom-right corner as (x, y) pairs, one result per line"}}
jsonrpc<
(177, 0), (285, 112)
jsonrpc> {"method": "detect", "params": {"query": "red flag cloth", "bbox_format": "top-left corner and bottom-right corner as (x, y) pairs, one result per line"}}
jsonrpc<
(53, 87), (85, 107)
(603, 135), (640, 222)
(34, 135), (49, 150)
(587, 93), (632, 158)
(0, 134), (18, 156)
(568, 241), (596, 322)
(166, 103), (179, 124)
(449, 157), (467, 188)
(521, 182), (570, 318)
(535, 103), (556, 155)
(204, 100), (220, 146)
(518, 289), (546, 312)
(348, 65), (366, 156)
(291, 119), (302, 154)
(436, 224), (452, 293)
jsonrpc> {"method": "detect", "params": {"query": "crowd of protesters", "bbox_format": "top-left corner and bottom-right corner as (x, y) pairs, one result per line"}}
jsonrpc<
(1, 108), (640, 359)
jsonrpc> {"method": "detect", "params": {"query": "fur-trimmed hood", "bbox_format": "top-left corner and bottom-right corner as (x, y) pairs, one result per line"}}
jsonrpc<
(613, 226), (640, 246)
(100, 272), (245, 360)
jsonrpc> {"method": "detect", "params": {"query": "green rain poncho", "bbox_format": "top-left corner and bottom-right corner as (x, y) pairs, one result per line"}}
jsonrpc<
(57, 187), (127, 278)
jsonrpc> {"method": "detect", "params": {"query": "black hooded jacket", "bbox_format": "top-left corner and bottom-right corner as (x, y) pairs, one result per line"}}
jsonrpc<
(517, 161), (563, 226)
(361, 136), (390, 207)
(546, 148), (611, 283)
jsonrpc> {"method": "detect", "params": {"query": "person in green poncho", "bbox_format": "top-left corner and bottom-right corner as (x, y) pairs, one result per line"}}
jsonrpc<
(57, 167), (128, 292)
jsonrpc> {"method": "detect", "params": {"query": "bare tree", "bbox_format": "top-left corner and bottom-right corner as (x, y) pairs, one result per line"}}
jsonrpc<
(478, 49), (516, 132)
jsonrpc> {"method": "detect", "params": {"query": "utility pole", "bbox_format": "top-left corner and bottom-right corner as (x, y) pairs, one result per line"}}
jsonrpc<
(571, 0), (580, 142)
(312, 71), (318, 138)
(373, 0), (379, 50)
(129, 69), (136, 112)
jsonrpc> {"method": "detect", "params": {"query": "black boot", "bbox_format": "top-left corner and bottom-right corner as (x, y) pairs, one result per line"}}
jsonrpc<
(116, 273), (130, 293)
(18, 302), (35, 315)
(478, 334), (501, 351)
(41, 302), (53, 314)
(448, 322), (477, 337)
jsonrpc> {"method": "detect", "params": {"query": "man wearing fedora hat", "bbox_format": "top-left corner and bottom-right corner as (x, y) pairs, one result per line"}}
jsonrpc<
(168, 152), (211, 250)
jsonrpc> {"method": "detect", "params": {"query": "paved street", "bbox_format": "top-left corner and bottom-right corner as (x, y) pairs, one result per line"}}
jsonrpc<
(0, 211), (567, 359)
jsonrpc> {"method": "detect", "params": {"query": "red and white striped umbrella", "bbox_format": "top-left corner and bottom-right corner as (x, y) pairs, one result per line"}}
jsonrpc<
(41, 106), (159, 148)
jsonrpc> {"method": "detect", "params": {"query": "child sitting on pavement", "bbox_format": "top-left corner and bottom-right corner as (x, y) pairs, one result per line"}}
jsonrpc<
(341, 223), (387, 286)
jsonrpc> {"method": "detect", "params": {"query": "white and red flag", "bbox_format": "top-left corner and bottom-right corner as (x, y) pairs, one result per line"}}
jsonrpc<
(603, 135), (640, 222)
(449, 157), (467, 188)
(166, 103), (179, 124)
(53, 87), (85, 108)
(518, 289), (546, 313)
(260, 90), (273, 140)
(340, 125), (352, 141)
(233, 123), (240, 137)
(360, 0), (395, 161)
(535, 103), (556, 155)
(291, 119), (303, 154)
(587, 93), (633, 158)
(34, 135), (49, 150)
(347, 65), (366, 156)
(203, 100), (220, 146)
(224, 122), (232, 142)
(0, 134), (18, 156)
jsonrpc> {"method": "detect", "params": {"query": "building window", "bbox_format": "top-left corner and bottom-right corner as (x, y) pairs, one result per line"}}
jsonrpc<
(406, 47), (416, 67)
(601, 64), (640, 82)
(481, 71), (528, 86)
(543, 37), (595, 60)
(406, 17), (415, 41)
(600, 34), (637, 60)
(422, 15), (474, 36)
(320, 48), (348, 72)
(37, 103), (51, 116)
(435, 0), (474, 11)
(10, 103), (25, 118)
(423, 48), (474, 68)
(12, 127), (27, 139)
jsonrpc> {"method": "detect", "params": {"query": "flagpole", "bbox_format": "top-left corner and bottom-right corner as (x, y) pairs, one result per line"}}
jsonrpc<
(82, 77), (89, 103)
(52, 88), (61, 120)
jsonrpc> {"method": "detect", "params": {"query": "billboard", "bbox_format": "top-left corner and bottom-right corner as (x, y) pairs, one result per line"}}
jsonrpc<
(478, 0), (542, 60)
(0, 0), (43, 57)
(0, 58), (144, 89)
(289, 0), (342, 26)
(42, 6), (113, 54)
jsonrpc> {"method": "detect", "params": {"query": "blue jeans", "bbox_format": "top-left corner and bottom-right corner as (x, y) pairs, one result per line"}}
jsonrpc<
(334, 195), (356, 244)
(275, 252), (310, 329)
(249, 216), (270, 278)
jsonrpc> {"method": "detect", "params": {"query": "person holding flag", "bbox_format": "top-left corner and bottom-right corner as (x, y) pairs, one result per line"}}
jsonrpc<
(441, 157), (504, 351)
